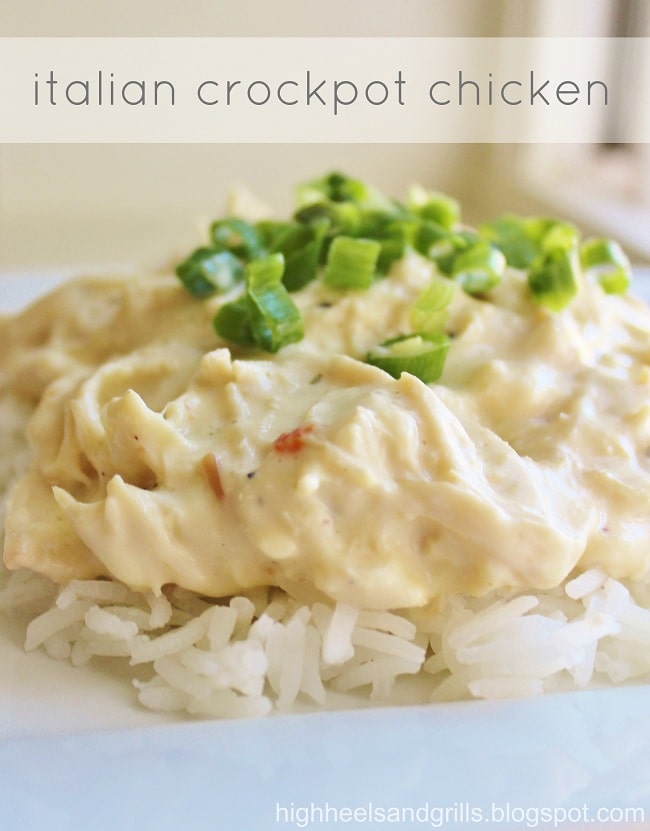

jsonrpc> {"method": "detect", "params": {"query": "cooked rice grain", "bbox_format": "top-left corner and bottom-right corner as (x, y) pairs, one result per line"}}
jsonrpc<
(1, 565), (650, 719)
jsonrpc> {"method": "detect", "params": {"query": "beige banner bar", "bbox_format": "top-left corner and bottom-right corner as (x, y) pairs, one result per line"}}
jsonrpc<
(0, 38), (647, 142)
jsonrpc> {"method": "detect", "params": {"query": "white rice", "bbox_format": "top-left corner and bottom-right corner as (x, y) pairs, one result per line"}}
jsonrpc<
(1, 418), (649, 720)
(1, 559), (650, 719)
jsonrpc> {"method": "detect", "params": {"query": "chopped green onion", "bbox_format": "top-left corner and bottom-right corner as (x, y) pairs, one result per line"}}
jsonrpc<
(580, 237), (631, 294)
(321, 171), (367, 203)
(412, 220), (451, 260)
(431, 230), (480, 276)
(366, 332), (450, 383)
(296, 171), (368, 207)
(294, 201), (361, 238)
(271, 223), (314, 257)
(323, 236), (381, 289)
(213, 294), (255, 346)
(376, 237), (407, 275)
(357, 210), (405, 241)
(479, 215), (540, 269)
(179, 171), (635, 361)
(528, 248), (580, 312)
(378, 218), (420, 251)
(213, 254), (304, 352)
(283, 238), (323, 291)
(351, 216), (411, 274)
(245, 254), (304, 352)
(254, 220), (296, 251)
(480, 215), (580, 271)
(538, 221), (580, 255)
(296, 171), (398, 215)
(210, 218), (265, 260)
(175, 248), (244, 297)
(407, 185), (460, 230)
(263, 222), (326, 291)
(450, 242), (505, 294)
(410, 278), (455, 332)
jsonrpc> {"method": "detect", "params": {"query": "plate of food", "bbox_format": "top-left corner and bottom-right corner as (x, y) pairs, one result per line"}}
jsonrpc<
(1, 173), (649, 829)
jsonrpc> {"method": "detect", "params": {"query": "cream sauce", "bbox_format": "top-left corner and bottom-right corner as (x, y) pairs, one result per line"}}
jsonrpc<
(2, 257), (650, 609)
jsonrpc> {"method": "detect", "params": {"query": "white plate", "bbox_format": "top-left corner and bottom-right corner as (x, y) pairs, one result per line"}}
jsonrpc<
(2, 267), (650, 830)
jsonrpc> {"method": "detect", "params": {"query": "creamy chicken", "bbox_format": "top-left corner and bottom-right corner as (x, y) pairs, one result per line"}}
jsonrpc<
(2, 255), (650, 609)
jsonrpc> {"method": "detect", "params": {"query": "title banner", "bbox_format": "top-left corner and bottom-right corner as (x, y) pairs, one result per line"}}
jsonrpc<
(0, 37), (648, 143)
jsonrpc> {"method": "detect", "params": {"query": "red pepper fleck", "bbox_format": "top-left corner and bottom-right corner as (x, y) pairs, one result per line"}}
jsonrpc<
(201, 453), (224, 499)
(273, 424), (314, 454)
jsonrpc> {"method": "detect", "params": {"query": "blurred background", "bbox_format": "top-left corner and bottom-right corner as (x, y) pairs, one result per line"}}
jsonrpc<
(0, 0), (648, 271)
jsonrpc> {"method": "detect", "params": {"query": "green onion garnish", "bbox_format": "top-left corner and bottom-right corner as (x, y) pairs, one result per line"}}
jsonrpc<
(376, 237), (407, 275)
(282, 238), (323, 291)
(294, 200), (362, 239)
(210, 218), (265, 260)
(267, 222), (327, 291)
(430, 230), (480, 277)
(412, 220), (451, 260)
(213, 294), (255, 346)
(175, 248), (244, 297)
(254, 220), (295, 251)
(323, 236), (381, 289)
(176, 171), (632, 357)
(410, 277), (455, 332)
(296, 171), (368, 206)
(366, 333), (450, 383)
(528, 248), (580, 312)
(479, 215), (539, 269)
(538, 221), (580, 255)
(450, 242), (505, 294)
(479, 215), (580, 271)
(296, 171), (398, 216)
(214, 254), (303, 352)
(580, 237), (632, 295)
(267, 223), (314, 259)
(407, 185), (460, 230)
(252, 254), (304, 352)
